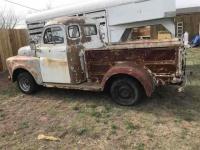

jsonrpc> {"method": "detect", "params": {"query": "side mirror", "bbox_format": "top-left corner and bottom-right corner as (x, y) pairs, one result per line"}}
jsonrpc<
(30, 41), (36, 51)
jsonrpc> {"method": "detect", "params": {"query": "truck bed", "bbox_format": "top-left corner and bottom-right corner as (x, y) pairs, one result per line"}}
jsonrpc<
(85, 39), (183, 85)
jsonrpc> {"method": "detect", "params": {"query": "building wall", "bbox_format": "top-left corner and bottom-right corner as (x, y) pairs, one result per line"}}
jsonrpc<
(176, 13), (200, 40)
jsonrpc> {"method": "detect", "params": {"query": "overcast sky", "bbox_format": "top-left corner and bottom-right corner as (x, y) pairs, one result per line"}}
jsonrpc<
(1, 0), (200, 26)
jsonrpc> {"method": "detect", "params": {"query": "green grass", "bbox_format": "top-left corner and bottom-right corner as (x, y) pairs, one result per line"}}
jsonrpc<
(136, 143), (145, 150)
(76, 127), (88, 136)
(124, 120), (140, 133)
(18, 121), (29, 130)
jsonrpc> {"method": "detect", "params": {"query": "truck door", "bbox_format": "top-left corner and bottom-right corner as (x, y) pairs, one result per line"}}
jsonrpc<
(37, 25), (71, 83)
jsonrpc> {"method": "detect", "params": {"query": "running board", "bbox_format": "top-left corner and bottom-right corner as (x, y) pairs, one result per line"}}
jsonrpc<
(43, 82), (102, 92)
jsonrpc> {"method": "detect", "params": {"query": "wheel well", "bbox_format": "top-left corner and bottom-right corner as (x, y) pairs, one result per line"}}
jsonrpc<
(12, 68), (32, 82)
(104, 74), (145, 94)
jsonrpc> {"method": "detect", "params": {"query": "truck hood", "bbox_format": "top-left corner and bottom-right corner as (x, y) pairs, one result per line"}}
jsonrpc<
(18, 46), (35, 56)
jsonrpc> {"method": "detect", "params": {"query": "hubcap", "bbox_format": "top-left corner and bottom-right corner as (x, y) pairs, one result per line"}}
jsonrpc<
(119, 87), (131, 98)
(19, 77), (31, 92)
(115, 83), (136, 104)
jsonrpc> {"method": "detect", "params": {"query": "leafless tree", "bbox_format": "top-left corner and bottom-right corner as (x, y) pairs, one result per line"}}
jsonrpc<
(0, 8), (19, 29)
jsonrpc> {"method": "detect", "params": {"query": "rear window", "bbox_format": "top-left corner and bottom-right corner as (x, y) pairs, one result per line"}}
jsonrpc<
(68, 25), (80, 38)
(83, 25), (97, 36)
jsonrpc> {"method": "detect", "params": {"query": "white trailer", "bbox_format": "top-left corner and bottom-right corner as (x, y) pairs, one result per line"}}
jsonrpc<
(26, 0), (176, 43)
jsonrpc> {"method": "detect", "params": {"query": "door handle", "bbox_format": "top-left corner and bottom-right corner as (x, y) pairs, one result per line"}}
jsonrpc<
(58, 50), (65, 53)
(36, 49), (42, 52)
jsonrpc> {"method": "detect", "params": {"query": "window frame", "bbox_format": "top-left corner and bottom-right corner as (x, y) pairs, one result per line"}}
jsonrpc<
(83, 24), (98, 36)
(43, 25), (65, 45)
(67, 25), (80, 39)
(43, 27), (53, 44)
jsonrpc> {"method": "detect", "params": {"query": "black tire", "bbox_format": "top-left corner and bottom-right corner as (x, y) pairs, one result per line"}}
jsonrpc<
(17, 72), (37, 94)
(110, 78), (143, 106)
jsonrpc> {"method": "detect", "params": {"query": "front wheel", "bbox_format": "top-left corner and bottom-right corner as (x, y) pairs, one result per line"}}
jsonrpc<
(17, 72), (38, 94)
(110, 78), (143, 106)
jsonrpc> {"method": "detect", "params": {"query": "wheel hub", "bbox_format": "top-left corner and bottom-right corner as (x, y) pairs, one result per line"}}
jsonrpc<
(119, 87), (131, 98)
(19, 77), (31, 92)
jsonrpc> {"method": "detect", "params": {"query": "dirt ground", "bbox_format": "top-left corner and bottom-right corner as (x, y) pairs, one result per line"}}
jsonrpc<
(0, 48), (200, 150)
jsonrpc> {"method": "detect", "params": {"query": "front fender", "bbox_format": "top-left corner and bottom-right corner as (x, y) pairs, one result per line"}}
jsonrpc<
(6, 56), (43, 85)
(101, 65), (156, 97)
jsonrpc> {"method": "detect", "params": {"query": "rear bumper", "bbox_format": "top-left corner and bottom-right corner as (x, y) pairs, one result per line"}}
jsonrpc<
(171, 76), (185, 85)
(169, 46), (186, 85)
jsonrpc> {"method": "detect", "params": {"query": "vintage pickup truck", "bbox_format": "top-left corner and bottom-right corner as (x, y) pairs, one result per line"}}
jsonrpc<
(6, 17), (185, 106)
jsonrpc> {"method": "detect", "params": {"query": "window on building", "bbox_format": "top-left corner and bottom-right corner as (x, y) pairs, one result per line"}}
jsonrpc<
(83, 25), (97, 36)
(177, 22), (184, 38)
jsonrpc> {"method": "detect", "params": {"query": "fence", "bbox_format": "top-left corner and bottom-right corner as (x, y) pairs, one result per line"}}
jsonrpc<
(0, 29), (29, 72)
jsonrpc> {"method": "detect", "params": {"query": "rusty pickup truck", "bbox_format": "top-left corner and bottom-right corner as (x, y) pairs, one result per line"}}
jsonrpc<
(6, 17), (185, 106)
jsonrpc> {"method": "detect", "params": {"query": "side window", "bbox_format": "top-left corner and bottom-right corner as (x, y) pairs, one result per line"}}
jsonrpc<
(68, 25), (80, 38)
(43, 26), (64, 44)
(43, 28), (53, 44)
(83, 25), (97, 36)
(52, 27), (64, 44)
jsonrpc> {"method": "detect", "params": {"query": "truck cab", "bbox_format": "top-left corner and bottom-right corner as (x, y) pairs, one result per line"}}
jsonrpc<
(6, 17), (185, 106)
(21, 17), (104, 84)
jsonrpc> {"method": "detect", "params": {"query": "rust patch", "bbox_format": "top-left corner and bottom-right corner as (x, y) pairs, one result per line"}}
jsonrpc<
(6, 56), (42, 84)
(52, 17), (86, 26)
(43, 58), (67, 66)
(100, 65), (155, 97)
(85, 43), (182, 87)
(67, 45), (86, 84)
(54, 17), (92, 45)
(65, 17), (93, 84)
(44, 82), (102, 91)
(67, 38), (81, 47)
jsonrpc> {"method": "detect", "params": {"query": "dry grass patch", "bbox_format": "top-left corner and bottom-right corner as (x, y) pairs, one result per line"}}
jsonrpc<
(0, 48), (200, 149)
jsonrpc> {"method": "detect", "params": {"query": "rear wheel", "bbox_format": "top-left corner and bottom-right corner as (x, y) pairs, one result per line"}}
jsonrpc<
(110, 78), (143, 106)
(17, 72), (37, 94)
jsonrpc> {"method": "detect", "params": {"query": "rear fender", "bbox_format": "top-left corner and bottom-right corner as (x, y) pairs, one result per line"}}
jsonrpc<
(101, 65), (156, 97)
